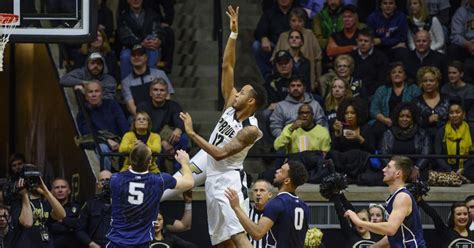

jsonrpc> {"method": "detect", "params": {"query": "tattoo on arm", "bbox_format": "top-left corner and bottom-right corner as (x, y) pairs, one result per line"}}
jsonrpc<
(222, 126), (259, 155)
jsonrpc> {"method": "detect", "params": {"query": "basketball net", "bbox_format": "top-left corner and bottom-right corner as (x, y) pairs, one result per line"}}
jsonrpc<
(0, 14), (19, 72)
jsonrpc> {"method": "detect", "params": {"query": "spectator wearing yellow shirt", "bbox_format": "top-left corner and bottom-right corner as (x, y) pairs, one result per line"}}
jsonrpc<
(119, 111), (161, 173)
(274, 103), (331, 156)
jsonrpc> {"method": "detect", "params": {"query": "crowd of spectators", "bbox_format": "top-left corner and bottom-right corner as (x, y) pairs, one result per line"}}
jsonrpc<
(56, 0), (474, 185)
(254, 0), (474, 185)
(58, 0), (185, 174)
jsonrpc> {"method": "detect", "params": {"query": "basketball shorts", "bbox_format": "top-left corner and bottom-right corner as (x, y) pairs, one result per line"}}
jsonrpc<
(205, 169), (249, 245)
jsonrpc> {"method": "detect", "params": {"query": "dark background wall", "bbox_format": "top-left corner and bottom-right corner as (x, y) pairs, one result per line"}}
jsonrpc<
(0, 43), (95, 202)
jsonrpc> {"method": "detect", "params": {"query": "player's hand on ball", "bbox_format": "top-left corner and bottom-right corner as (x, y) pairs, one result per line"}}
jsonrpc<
(175, 149), (190, 165)
(179, 112), (195, 135)
(225, 188), (240, 209)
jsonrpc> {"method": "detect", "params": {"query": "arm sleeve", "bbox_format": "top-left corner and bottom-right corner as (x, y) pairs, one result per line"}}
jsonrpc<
(162, 173), (178, 190)
(312, 16), (327, 49)
(269, 104), (285, 138)
(111, 101), (130, 135)
(407, 29), (415, 50)
(262, 197), (284, 222)
(170, 102), (185, 130)
(76, 110), (90, 135)
(313, 103), (328, 128)
(148, 133), (162, 153)
(326, 36), (356, 57)
(332, 194), (353, 239)
(121, 79), (133, 102)
(430, 17), (445, 51)
(418, 200), (449, 237)
(450, 8), (468, 46)
(119, 132), (135, 153)
(273, 125), (292, 151)
(416, 133), (431, 170)
(101, 76), (117, 100)
(321, 128), (332, 152)
(157, 71), (175, 94)
(60, 69), (86, 86)
(370, 87), (385, 119)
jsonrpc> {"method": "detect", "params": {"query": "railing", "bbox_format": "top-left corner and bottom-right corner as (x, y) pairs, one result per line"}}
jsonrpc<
(97, 151), (474, 171)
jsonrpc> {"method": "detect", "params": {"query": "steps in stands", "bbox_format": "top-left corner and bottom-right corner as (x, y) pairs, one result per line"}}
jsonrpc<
(171, 0), (270, 176)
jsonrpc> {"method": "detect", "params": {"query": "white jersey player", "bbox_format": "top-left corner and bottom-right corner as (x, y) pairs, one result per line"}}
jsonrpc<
(178, 6), (267, 248)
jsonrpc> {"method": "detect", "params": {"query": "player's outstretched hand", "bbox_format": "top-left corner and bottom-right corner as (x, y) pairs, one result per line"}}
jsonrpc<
(225, 5), (239, 33)
(179, 112), (195, 136)
(224, 187), (240, 210)
(175, 149), (190, 166)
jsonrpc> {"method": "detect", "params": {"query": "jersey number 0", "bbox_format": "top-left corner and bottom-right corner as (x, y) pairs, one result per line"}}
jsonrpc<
(128, 182), (145, 205)
(294, 207), (304, 230)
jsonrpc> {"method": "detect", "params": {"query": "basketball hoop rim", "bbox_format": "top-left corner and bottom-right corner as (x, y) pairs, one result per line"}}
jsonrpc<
(0, 14), (19, 25)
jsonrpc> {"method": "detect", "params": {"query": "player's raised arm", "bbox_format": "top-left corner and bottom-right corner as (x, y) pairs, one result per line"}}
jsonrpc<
(222, 5), (239, 109)
(174, 150), (195, 190)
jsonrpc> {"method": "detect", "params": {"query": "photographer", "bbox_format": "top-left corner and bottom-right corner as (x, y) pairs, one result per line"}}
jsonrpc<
(0, 153), (26, 204)
(76, 170), (112, 248)
(50, 178), (81, 248)
(9, 165), (66, 248)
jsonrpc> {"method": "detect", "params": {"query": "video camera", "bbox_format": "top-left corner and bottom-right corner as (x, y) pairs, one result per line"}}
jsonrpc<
(21, 164), (42, 190)
(97, 178), (111, 203)
(1, 164), (42, 204)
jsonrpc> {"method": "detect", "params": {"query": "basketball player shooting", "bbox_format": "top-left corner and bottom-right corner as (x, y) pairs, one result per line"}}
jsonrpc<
(178, 5), (267, 248)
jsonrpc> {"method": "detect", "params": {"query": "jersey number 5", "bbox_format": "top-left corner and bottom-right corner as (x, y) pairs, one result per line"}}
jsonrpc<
(294, 207), (304, 230)
(128, 182), (145, 205)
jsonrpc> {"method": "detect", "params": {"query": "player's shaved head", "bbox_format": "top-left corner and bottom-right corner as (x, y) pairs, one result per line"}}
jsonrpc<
(130, 143), (152, 172)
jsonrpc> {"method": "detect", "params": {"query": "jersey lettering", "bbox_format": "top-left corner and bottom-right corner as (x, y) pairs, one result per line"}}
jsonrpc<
(216, 118), (235, 138)
(128, 182), (145, 205)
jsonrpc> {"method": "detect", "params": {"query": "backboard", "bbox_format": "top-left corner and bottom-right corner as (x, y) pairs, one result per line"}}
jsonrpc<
(0, 0), (97, 43)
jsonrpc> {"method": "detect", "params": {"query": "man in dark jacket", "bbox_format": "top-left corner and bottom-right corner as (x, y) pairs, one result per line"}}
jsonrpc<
(49, 178), (81, 248)
(60, 52), (117, 100)
(76, 171), (112, 248)
(117, 0), (165, 79)
(402, 30), (448, 84)
(351, 28), (389, 97)
(76, 81), (128, 170)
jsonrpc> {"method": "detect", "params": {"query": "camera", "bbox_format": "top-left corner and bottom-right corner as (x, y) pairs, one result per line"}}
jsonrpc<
(97, 178), (111, 203)
(21, 164), (42, 190)
(0, 165), (41, 204)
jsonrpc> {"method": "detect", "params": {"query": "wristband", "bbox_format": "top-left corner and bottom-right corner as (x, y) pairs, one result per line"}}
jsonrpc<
(229, 32), (238, 40)
(184, 203), (192, 211)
